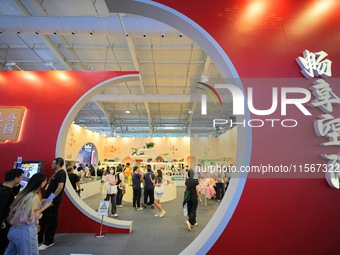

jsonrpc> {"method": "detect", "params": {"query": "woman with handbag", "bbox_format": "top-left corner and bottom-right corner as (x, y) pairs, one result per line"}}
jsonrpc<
(5, 173), (52, 255)
(115, 165), (125, 208)
(104, 167), (118, 217)
(152, 169), (166, 218)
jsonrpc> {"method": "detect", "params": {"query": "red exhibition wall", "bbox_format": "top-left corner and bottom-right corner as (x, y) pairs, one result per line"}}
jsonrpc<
(0, 71), (138, 234)
(0, 0), (340, 254)
(154, 0), (340, 254)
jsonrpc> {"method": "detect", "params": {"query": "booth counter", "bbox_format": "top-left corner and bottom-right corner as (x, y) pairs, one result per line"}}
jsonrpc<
(80, 178), (101, 199)
(123, 183), (177, 203)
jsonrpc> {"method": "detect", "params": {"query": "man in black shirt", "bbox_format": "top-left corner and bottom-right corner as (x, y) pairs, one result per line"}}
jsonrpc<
(67, 166), (81, 196)
(143, 165), (155, 208)
(0, 168), (23, 254)
(38, 157), (66, 251)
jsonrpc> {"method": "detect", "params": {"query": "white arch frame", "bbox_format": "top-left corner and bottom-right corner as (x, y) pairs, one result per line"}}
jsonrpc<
(57, 74), (140, 231)
(57, 1), (252, 253)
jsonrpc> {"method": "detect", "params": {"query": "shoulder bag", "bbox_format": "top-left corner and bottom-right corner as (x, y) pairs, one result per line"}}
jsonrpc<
(154, 184), (164, 195)
(107, 184), (118, 195)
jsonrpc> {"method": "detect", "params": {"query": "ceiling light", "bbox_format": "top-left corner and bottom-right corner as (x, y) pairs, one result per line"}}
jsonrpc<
(5, 61), (16, 67)
(201, 75), (209, 83)
(53, 31), (58, 35)
(143, 33), (147, 37)
(44, 62), (56, 70)
(71, 31), (76, 35)
(5, 61), (22, 71)
(179, 33), (183, 37)
(161, 33), (165, 37)
(188, 110), (193, 113)
(89, 31), (94, 35)
(125, 110), (130, 114)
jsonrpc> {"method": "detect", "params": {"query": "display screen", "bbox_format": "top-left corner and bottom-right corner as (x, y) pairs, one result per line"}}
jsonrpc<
(19, 161), (44, 190)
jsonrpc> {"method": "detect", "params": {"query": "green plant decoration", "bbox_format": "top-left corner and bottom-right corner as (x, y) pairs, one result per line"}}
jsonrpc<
(145, 142), (155, 149)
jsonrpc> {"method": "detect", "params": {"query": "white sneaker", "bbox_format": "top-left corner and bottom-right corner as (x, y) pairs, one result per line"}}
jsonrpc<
(185, 221), (191, 231)
(137, 207), (144, 211)
(154, 213), (160, 217)
(117, 205), (123, 208)
(38, 243), (54, 250)
(192, 223), (198, 228)
(159, 210), (166, 218)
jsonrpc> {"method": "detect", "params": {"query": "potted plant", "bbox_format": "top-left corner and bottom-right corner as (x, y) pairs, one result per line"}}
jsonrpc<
(145, 142), (155, 149)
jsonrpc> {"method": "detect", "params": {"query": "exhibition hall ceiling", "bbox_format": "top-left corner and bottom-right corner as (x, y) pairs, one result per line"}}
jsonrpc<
(0, 0), (232, 137)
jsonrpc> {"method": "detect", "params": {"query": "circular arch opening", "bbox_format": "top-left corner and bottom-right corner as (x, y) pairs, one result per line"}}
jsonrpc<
(57, 2), (252, 254)
(68, 142), (98, 169)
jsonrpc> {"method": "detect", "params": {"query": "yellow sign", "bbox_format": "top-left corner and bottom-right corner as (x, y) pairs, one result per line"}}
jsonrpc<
(97, 201), (109, 216)
(0, 107), (25, 142)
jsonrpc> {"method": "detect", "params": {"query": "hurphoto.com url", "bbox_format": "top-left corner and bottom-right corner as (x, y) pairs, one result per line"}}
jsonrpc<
(195, 164), (340, 175)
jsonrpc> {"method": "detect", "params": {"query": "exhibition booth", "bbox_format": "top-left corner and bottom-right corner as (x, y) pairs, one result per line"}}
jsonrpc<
(65, 123), (237, 203)
(1, 1), (340, 255)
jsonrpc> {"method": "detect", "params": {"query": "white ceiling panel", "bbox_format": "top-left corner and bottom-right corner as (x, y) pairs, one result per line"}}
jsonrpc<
(0, 0), (232, 137)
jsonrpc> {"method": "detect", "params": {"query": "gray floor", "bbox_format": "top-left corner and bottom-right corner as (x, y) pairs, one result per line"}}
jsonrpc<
(39, 187), (219, 255)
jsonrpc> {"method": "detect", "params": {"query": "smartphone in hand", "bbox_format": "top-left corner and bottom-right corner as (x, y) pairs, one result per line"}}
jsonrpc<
(41, 193), (55, 208)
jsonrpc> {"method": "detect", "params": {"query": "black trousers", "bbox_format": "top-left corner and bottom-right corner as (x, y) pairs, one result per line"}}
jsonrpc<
(105, 194), (117, 214)
(133, 188), (141, 208)
(0, 221), (11, 254)
(116, 188), (123, 205)
(187, 198), (198, 226)
(38, 202), (60, 245)
(215, 182), (225, 200)
(144, 188), (155, 205)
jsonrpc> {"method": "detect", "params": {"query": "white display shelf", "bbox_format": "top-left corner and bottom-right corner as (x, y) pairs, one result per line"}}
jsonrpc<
(101, 162), (121, 167)
(137, 148), (158, 151)
(140, 162), (169, 165)
(131, 148), (182, 172)
(131, 155), (153, 159)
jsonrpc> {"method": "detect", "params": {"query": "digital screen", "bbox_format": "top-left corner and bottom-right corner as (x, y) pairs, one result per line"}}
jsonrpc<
(19, 161), (44, 190)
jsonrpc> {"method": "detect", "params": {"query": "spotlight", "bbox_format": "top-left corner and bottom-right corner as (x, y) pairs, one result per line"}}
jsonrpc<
(16, 31), (22, 35)
(5, 62), (22, 71)
(125, 33), (129, 37)
(35, 31), (40, 35)
(179, 33), (183, 37)
(71, 31), (76, 35)
(161, 33), (165, 38)
(143, 33), (147, 37)
(44, 62), (56, 70)
(201, 75), (209, 83)
(0, 30), (4, 34)
(89, 31), (94, 35)
(5, 61), (16, 67)
(53, 31), (58, 35)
